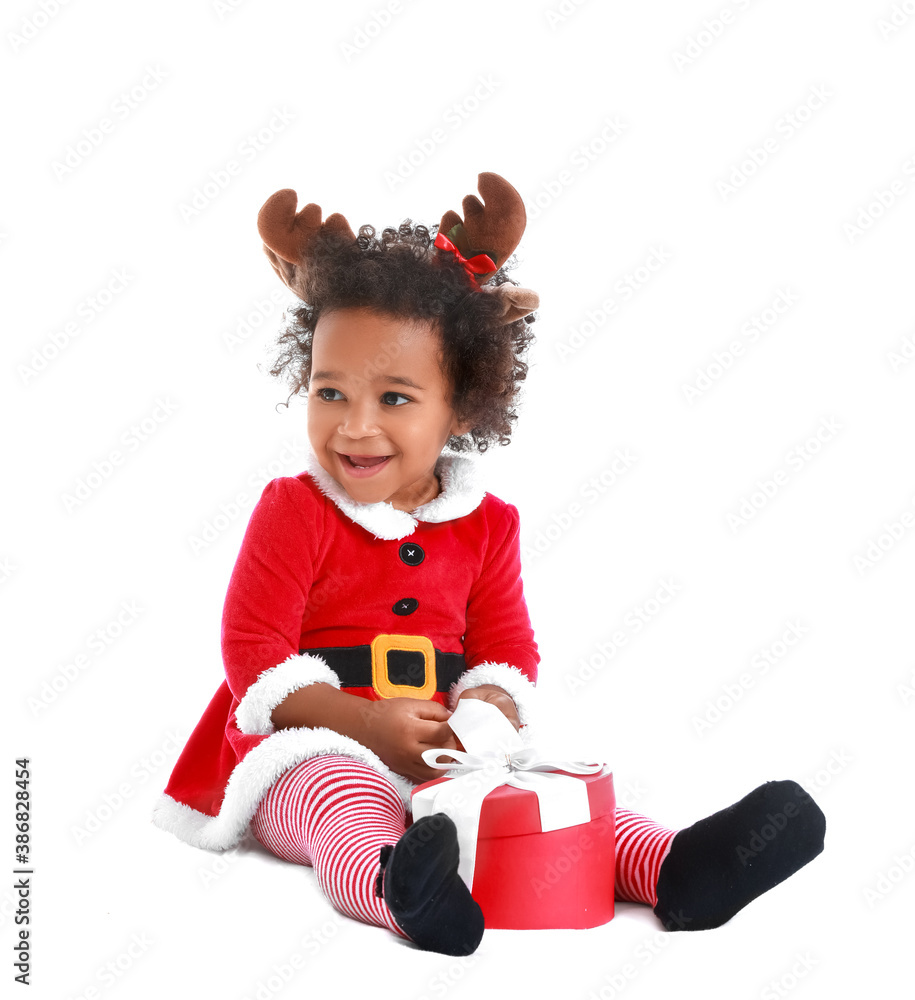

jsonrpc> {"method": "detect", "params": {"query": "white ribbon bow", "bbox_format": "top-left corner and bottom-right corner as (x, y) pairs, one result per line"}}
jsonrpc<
(411, 699), (603, 889)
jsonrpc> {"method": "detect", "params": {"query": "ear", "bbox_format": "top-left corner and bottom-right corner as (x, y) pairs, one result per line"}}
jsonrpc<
(479, 284), (540, 324)
(450, 414), (474, 438)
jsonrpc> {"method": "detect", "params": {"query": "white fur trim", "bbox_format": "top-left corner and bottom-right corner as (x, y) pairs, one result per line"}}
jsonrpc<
(151, 727), (416, 852)
(302, 445), (484, 540)
(235, 653), (340, 736)
(413, 452), (485, 524)
(448, 662), (538, 728)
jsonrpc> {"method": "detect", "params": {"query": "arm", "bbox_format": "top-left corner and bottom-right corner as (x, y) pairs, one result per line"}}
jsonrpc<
(271, 683), (458, 784)
(221, 477), (323, 724)
(456, 502), (539, 727)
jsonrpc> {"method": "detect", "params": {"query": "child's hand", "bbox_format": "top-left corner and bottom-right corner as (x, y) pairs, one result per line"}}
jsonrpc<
(357, 698), (460, 784)
(457, 685), (521, 731)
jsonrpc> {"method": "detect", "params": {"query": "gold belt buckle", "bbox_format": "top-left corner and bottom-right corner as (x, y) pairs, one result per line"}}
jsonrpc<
(370, 634), (436, 700)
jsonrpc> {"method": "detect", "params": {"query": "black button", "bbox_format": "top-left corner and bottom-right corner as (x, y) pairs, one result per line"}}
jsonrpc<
(392, 598), (418, 616)
(398, 542), (424, 566)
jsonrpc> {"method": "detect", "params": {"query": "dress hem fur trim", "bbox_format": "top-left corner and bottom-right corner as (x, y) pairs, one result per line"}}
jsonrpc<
(150, 726), (416, 852)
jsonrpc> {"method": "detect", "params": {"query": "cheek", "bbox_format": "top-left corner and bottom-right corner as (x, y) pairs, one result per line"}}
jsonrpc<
(405, 411), (454, 447)
(306, 405), (328, 444)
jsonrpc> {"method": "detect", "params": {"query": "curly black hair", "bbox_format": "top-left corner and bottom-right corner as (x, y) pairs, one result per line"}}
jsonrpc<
(269, 221), (536, 453)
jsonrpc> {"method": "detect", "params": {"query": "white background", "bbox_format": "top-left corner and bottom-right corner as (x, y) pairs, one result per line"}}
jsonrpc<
(4, 0), (914, 997)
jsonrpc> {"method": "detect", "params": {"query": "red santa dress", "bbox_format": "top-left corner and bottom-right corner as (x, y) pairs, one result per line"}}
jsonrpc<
(152, 448), (541, 852)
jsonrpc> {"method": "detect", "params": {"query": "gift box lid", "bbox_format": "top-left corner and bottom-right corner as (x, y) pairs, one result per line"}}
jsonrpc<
(412, 766), (614, 840)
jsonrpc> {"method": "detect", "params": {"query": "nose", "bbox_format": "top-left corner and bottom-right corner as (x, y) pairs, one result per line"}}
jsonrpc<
(338, 396), (380, 439)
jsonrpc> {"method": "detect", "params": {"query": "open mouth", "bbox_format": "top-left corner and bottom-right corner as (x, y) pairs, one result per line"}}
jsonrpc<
(339, 453), (392, 474)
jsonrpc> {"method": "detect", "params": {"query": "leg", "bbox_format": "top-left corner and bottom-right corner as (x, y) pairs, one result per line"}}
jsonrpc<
(377, 812), (484, 956)
(614, 781), (826, 930)
(652, 779), (826, 931)
(250, 755), (483, 954)
(614, 808), (677, 906)
(250, 754), (406, 935)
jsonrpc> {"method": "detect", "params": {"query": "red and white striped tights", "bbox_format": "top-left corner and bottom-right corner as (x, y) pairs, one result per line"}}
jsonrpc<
(249, 755), (676, 933)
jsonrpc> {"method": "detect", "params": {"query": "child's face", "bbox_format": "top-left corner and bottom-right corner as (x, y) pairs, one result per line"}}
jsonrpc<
(307, 307), (468, 512)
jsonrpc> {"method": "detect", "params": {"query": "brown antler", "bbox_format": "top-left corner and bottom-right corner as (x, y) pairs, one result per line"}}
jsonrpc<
(256, 175), (538, 321)
(438, 172), (539, 322)
(437, 172), (529, 282)
(256, 189), (356, 300)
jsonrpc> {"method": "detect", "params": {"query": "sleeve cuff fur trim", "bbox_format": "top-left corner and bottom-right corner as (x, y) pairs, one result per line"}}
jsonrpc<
(234, 653), (340, 736)
(150, 727), (415, 852)
(448, 662), (537, 728)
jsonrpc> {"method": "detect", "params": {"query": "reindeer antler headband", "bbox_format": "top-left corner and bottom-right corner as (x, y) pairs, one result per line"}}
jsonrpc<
(256, 172), (539, 325)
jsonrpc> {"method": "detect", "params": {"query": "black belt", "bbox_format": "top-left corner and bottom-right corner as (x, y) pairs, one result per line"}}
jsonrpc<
(299, 642), (466, 696)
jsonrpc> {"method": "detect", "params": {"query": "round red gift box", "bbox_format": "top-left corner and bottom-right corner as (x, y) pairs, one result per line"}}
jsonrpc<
(412, 767), (615, 929)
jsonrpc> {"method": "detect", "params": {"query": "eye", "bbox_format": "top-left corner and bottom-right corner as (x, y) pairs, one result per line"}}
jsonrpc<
(381, 391), (410, 406)
(315, 387), (343, 402)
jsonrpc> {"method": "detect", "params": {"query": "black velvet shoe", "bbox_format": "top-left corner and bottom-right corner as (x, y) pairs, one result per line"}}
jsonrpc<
(376, 813), (484, 955)
(653, 779), (826, 931)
